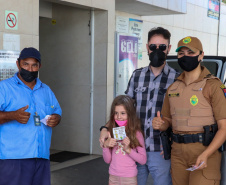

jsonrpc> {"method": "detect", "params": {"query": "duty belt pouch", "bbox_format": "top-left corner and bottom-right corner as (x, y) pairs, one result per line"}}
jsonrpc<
(203, 124), (217, 146)
(203, 125), (212, 146)
(160, 127), (172, 160)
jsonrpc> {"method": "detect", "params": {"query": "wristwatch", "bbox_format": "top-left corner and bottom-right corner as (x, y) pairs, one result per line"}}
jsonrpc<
(99, 126), (108, 131)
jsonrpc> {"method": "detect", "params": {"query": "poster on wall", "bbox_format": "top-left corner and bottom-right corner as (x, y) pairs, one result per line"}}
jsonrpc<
(116, 16), (129, 33)
(0, 50), (19, 81)
(207, 0), (220, 20)
(129, 18), (143, 60)
(3, 33), (20, 51)
(115, 34), (138, 96)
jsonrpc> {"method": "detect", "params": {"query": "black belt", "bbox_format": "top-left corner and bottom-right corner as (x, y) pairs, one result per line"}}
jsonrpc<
(172, 133), (204, 144)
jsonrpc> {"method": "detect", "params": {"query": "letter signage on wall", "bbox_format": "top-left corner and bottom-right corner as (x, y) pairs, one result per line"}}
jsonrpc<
(0, 50), (19, 81)
(129, 18), (143, 60)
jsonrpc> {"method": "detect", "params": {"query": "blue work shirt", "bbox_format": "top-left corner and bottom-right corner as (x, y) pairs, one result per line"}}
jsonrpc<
(0, 73), (62, 160)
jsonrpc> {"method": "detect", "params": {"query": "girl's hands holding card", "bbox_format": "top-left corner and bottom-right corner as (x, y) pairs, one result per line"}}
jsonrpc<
(122, 137), (131, 154)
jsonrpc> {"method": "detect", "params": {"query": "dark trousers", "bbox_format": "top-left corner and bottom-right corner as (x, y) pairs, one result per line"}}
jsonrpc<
(0, 158), (50, 185)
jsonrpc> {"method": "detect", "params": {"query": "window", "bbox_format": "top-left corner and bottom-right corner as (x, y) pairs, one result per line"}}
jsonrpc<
(222, 62), (226, 85)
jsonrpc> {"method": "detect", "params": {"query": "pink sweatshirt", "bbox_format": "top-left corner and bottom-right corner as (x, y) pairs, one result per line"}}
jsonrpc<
(102, 131), (147, 177)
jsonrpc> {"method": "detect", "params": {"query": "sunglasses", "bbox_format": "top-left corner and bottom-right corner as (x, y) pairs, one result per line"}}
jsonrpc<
(149, 44), (167, 51)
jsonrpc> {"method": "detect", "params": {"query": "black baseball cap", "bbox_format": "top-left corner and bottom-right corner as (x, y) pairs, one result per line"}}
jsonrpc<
(18, 47), (41, 63)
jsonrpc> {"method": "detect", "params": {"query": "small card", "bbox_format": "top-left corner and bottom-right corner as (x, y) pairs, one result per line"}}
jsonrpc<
(40, 115), (50, 126)
(34, 115), (41, 126)
(113, 126), (126, 140)
(186, 161), (204, 171)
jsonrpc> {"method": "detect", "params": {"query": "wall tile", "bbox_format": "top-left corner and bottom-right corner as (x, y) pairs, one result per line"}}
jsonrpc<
(173, 14), (185, 29)
(181, 0), (187, 13)
(92, 85), (107, 154)
(220, 13), (226, 36)
(201, 32), (211, 55)
(183, 29), (194, 38)
(51, 124), (90, 153)
(94, 10), (108, 44)
(209, 34), (218, 55)
(107, 43), (114, 86)
(94, 43), (107, 86)
(138, 52), (149, 68)
(168, 0), (181, 12)
(152, 0), (168, 9)
(92, 0), (113, 10)
(32, 35), (39, 49)
(193, 5), (203, 32)
(20, 34), (33, 49)
(183, 3), (195, 30)
(108, 9), (115, 44)
(218, 36), (226, 56)
(161, 14), (174, 26)
(147, 15), (162, 24)
(170, 27), (184, 55)
(187, 0), (195, 5)
(0, 32), (3, 50)
(203, 0), (209, 9)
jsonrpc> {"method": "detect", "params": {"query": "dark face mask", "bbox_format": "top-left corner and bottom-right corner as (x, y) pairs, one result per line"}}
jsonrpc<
(178, 55), (200, 72)
(20, 68), (38, 82)
(149, 49), (166, 67)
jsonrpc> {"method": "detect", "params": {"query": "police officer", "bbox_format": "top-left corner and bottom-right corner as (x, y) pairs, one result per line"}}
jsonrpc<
(152, 36), (226, 185)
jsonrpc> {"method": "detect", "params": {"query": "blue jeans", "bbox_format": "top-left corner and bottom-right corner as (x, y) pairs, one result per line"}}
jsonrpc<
(137, 152), (172, 185)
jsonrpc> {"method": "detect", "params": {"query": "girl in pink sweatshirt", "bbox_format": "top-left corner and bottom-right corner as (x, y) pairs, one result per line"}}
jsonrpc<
(103, 95), (147, 185)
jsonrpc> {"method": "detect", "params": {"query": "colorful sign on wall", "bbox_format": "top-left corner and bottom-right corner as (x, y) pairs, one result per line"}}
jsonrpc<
(115, 34), (138, 96)
(207, 0), (220, 20)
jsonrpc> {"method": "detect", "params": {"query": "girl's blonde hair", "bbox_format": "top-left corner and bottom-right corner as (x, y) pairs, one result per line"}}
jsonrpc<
(108, 95), (143, 148)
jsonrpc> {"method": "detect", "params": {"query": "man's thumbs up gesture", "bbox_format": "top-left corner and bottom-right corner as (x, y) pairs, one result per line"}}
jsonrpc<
(13, 105), (31, 124)
(152, 111), (165, 130)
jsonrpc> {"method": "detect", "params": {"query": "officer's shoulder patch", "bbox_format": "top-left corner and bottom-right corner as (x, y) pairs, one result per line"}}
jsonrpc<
(168, 93), (179, 97)
(220, 84), (226, 89)
(220, 84), (226, 98)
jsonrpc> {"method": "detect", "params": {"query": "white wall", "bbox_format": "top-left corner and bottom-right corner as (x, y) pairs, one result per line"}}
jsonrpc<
(116, 0), (224, 68)
(0, 0), (39, 50)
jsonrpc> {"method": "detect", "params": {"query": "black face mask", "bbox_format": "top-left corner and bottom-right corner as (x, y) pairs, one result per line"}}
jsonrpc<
(178, 55), (200, 72)
(149, 49), (166, 67)
(20, 68), (38, 82)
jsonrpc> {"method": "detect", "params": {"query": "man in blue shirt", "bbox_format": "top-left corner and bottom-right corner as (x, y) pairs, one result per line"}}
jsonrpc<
(0, 47), (62, 185)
